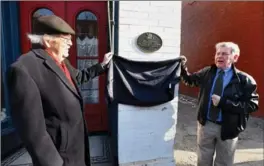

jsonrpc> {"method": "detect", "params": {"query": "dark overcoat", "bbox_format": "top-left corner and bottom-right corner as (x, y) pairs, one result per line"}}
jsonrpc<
(7, 48), (105, 166)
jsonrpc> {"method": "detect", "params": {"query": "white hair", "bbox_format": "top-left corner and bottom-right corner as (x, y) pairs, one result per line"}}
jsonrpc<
(27, 34), (44, 45)
(215, 42), (240, 56)
(27, 34), (62, 48)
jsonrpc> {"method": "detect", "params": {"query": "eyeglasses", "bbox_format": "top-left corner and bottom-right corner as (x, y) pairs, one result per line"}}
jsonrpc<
(58, 36), (72, 44)
(47, 34), (72, 45)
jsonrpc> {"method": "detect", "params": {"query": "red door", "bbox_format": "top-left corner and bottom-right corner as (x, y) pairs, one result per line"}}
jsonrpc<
(19, 1), (109, 132)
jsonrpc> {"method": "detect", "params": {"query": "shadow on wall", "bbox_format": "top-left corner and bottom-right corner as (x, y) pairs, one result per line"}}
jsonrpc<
(118, 97), (178, 164)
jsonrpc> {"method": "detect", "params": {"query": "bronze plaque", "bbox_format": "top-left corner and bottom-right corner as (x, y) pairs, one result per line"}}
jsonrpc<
(136, 32), (162, 52)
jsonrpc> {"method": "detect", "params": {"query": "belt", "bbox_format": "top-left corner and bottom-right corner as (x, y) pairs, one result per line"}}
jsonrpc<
(207, 119), (222, 125)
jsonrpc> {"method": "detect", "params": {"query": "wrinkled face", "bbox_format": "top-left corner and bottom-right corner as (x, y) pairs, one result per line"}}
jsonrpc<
(215, 46), (239, 69)
(49, 34), (72, 61)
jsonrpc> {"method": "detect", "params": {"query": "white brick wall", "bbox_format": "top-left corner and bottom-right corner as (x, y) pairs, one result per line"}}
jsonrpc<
(119, 1), (182, 61)
(118, 1), (182, 165)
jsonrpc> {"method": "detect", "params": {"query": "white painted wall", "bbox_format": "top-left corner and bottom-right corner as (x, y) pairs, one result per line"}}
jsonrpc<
(118, 1), (182, 165)
(118, 1), (182, 61)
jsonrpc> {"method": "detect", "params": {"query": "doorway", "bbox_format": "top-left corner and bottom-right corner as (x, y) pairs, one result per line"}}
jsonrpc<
(19, 1), (109, 132)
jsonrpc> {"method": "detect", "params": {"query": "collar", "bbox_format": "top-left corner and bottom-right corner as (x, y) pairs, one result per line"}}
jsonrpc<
(211, 63), (241, 82)
(45, 49), (62, 65)
(217, 66), (232, 75)
(32, 49), (65, 67)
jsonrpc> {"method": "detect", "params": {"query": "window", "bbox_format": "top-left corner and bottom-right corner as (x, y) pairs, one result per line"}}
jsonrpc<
(76, 11), (99, 104)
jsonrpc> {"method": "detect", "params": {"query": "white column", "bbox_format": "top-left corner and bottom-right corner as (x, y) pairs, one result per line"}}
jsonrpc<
(118, 1), (182, 165)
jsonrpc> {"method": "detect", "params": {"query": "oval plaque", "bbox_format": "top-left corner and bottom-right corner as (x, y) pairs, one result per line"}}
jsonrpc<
(136, 32), (162, 52)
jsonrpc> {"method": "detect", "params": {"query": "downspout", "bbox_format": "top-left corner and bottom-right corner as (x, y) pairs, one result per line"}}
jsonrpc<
(113, 1), (119, 56)
(107, 1), (112, 53)
(107, 1), (119, 56)
(106, 1), (119, 164)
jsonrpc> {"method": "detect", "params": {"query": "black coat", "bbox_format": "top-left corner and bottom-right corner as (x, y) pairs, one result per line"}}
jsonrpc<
(7, 49), (105, 166)
(181, 64), (259, 140)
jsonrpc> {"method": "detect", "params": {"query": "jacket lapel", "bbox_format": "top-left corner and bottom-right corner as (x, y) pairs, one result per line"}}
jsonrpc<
(206, 65), (217, 91)
(65, 61), (83, 99)
(32, 49), (81, 99)
(229, 65), (241, 84)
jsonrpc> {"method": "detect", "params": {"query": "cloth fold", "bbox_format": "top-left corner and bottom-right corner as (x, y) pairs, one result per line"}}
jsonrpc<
(106, 56), (182, 106)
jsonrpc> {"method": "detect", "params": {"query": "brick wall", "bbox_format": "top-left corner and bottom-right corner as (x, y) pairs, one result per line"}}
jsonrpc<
(180, 1), (264, 117)
(118, 1), (182, 165)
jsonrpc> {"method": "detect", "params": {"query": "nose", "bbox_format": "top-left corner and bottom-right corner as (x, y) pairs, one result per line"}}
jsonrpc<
(69, 40), (72, 46)
(66, 39), (72, 46)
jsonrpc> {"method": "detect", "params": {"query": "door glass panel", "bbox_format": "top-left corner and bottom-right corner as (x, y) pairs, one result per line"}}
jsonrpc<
(76, 11), (98, 57)
(76, 11), (100, 104)
(77, 59), (99, 103)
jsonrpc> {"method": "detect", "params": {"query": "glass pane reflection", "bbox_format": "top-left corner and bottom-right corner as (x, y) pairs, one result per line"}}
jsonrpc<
(76, 11), (98, 57)
(77, 59), (99, 104)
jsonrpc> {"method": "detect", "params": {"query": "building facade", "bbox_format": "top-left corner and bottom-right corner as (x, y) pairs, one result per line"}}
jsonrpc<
(1, 1), (182, 165)
(1, 1), (263, 165)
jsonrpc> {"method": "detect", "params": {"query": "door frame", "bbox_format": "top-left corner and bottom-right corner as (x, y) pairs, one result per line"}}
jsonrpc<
(66, 1), (108, 132)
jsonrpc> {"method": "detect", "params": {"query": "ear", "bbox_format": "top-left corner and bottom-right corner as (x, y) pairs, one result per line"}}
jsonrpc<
(233, 54), (239, 63)
(42, 34), (51, 48)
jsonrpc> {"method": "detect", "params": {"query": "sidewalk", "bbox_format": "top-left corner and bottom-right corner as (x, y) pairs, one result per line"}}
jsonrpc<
(175, 95), (264, 166)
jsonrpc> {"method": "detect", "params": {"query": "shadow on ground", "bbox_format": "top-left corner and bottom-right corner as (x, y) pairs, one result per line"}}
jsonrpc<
(234, 160), (264, 166)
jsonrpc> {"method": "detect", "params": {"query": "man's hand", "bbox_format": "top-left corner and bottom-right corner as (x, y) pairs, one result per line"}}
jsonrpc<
(180, 55), (187, 66)
(101, 52), (114, 67)
(212, 94), (221, 106)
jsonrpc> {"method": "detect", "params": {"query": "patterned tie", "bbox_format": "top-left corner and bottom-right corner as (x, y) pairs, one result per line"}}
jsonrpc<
(209, 70), (224, 121)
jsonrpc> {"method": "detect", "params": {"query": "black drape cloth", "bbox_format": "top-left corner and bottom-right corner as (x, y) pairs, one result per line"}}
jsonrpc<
(106, 55), (182, 106)
(105, 56), (182, 165)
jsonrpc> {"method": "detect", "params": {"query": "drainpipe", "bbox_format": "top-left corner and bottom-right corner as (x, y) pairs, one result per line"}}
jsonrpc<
(106, 1), (119, 164)
(113, 1), (119, 56)
(107, 1), (119, 56)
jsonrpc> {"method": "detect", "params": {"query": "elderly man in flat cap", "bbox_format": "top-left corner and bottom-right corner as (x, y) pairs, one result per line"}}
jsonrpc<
(7, 15), (113, 166)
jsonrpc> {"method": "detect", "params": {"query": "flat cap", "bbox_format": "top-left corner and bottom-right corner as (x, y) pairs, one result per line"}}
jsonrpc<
(34, 15), (75, 35)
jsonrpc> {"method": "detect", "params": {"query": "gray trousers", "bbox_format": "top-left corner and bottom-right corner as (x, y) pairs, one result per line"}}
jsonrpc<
(197, 121), (238, 166)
